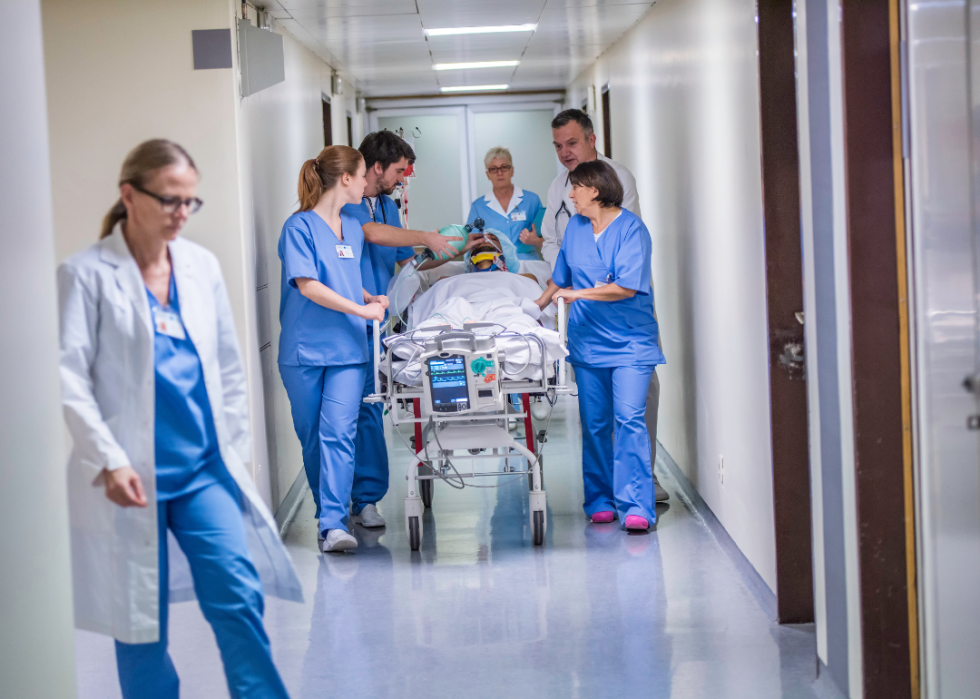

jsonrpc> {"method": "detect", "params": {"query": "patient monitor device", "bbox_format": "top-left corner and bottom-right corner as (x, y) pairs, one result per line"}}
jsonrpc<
(419, 329), (504, 416)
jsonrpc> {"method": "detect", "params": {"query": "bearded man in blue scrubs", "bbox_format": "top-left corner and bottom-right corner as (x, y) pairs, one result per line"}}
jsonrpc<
(341, 131), (460, 528)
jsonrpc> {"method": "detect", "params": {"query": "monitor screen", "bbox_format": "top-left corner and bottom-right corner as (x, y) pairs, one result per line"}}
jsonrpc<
(428, 355), (469, 411)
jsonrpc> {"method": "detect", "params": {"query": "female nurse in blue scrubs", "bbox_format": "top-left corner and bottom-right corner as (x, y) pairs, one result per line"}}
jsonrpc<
(278, 145), (388, 553)
(536, 160), (665, 531)
(58, 140), (298, 699)
(467, 146), (543, 261)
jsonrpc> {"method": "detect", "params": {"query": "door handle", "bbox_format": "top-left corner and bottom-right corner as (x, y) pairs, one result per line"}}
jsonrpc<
(780, 341), (805, 366)
(962, 374), (980, 429)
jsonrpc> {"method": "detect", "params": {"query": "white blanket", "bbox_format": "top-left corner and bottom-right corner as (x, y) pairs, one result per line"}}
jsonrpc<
(385, 272), (566, 386)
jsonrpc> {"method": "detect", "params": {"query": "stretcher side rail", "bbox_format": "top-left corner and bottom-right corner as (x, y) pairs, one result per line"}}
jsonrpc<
(364, 298), (569, 407)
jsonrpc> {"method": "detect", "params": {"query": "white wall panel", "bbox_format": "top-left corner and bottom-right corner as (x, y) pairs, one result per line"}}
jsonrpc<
(40, 0), (275, 503)
(239, 18), (361, 508)
(567, 0), (777, 590)
(0, 1), (77, 695)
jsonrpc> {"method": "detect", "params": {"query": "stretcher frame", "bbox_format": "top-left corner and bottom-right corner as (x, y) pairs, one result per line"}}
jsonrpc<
(365, 300), (570, 550)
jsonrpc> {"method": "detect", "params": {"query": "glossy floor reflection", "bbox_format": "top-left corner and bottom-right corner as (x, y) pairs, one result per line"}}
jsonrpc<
(76, 396), (832, 698)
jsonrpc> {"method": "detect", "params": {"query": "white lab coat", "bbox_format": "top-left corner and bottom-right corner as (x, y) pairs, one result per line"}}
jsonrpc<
(58, 228), (303, 645)
(540, 152), (641, 268)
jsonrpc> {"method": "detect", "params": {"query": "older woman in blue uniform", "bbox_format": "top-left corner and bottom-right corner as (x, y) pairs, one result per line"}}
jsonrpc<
(278, 145), (388, 553)
(467, 146), (543, 262)
(536, 160), (665, 530)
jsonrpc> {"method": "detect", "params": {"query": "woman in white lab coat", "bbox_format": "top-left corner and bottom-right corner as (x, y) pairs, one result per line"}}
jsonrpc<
(58, 140), (301, 699)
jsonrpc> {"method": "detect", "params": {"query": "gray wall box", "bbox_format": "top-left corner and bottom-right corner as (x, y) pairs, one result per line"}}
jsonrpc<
(192, 29), (233, 70)
(237, 20), (285, 97)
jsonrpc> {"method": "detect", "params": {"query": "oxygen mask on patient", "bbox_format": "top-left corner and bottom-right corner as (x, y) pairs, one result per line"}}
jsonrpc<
(464, 229), (517, 273)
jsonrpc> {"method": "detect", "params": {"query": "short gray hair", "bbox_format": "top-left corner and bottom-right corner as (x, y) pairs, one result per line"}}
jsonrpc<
(484, 146), (513, 170)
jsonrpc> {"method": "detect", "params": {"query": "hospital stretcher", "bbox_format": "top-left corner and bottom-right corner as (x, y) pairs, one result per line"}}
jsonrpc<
(364, 300), (570, 551)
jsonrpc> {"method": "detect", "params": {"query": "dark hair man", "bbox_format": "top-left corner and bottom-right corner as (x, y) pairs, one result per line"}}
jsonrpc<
(339, 130), (462, 528)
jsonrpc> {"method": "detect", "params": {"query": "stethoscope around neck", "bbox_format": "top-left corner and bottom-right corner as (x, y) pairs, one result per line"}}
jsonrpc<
(553, 172), (573, 235)
(364, 196), (388, 225)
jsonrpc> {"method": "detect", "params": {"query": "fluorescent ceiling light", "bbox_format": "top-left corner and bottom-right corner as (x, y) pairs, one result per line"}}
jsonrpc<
(440, 84), (509, 93)
(425, 24), (536, 37)
(434, 61), (519, 71)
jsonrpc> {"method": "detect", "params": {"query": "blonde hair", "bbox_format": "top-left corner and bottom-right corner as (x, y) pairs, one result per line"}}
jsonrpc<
(483, 146), (513, 170)
(297, 145), (364, 212)
(100, 139), (196, 239)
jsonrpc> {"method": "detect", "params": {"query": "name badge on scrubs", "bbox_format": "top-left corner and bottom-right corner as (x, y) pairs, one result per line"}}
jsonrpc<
(510, 210), (527, 222)
(336, 244), (354, 259)
(153, 308), (186, 340)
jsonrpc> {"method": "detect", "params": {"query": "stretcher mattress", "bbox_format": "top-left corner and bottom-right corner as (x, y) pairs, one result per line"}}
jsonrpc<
(384, 272), (566, 386)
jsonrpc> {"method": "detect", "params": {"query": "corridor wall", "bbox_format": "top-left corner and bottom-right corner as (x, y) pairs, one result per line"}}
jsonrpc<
(237, 13), (362, 509)
(0, 0), (77, 695)
(566, 0), (777, 591)
(41, 0), (271, 498)
(40, 0), (362, 512)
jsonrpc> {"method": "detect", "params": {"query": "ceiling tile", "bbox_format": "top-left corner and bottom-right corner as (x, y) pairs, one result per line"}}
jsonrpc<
(279, 0), (418, 14)
(435, 67), (518, 87)
(417, 0), (546, 28)
(427, 34), (529, 63)
(533, 3), (652, 45)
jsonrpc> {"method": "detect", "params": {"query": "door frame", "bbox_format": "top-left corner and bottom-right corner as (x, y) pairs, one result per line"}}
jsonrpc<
(756, 0), (814, 625)
(464, 101), (562, 204)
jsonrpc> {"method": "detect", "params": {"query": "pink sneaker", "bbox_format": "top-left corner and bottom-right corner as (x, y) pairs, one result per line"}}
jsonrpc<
(591, 511), (615, 523)
(625, 515), (650, 531)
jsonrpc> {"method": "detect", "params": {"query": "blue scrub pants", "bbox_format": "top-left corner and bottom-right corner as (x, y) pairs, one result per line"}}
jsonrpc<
(280, 363), (365, 535)
(575, 364), (657, 524)
(351, 354), (389, 515)
(115, 480), (288, 699)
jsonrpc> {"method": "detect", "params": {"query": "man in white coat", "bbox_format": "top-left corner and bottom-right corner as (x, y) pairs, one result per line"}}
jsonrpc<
(539, 109), (640, 267)
(539, 109), (668, 502)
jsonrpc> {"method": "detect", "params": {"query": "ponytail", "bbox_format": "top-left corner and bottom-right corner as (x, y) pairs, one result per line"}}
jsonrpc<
(297, 145), (364, 212)
(100, 139), (197, 240)
(297, 159), (324, 212)
(100, 199), (128, 239)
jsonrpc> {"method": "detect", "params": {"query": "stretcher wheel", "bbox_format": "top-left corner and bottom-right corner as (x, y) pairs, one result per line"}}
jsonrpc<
(532, 510), (545, 546)
(420, 476), (433, 509)
(408, 516), (421, 551)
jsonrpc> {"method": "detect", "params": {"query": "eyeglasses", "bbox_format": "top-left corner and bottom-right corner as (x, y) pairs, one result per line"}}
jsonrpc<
(487, 165), (513, 175)
(132, 183), (203, 214)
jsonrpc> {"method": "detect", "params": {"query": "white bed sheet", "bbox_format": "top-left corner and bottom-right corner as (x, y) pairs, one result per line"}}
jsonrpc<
(384, 272), (566, 386)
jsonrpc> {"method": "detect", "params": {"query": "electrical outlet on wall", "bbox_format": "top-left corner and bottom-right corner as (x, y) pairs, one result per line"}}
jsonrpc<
(718, 454), (725, 485)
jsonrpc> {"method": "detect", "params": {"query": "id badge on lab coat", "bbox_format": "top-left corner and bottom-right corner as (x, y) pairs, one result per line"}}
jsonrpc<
(336, 244), (354, 259)
(153, 308), (186, 340)
(510, 210), (527, 222)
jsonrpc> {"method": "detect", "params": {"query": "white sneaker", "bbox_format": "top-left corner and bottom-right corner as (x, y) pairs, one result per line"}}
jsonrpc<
(320, 529), (358, 553)
(354, 504), (386, 528)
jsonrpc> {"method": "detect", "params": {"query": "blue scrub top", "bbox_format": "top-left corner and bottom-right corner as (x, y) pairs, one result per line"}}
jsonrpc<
(278, 210), (369, 366)
(552, 209), (665, 368)
(148, 274), (229, 501)
(467, 188), (543, 259)
(342, 195), (415, 298)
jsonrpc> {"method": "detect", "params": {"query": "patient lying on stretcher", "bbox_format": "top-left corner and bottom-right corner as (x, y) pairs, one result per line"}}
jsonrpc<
(383, 228), (566, 384)
(403, 230), (557, 329)
(464, 232), (545, 283)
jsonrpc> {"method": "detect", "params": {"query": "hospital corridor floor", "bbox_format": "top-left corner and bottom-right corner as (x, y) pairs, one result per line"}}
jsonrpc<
(75, 397), (835, 699)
